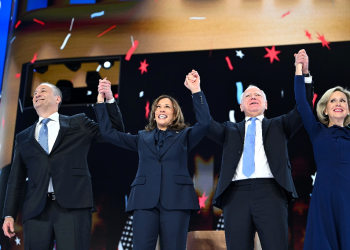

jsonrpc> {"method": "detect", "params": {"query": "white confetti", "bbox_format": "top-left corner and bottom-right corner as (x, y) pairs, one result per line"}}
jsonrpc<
(236, 50), (244, 59)
(190, 17), (206, 20)
(139, 91), (144, 98)
(229, 110), (236, 123)
(60, 33), (71, 50)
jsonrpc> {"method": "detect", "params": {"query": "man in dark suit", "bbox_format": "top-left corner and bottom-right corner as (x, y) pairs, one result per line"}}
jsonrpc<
(206, 50), (313, 250)
(2, 79), (124, 250)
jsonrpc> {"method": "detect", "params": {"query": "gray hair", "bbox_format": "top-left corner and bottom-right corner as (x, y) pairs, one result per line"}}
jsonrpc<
(316, 86), (350, 126)
(240, 85), (267, 104)
(39, 82), (63, 108)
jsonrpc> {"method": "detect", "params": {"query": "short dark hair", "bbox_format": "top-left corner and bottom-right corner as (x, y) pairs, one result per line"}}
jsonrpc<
(39, 82), (63, 108)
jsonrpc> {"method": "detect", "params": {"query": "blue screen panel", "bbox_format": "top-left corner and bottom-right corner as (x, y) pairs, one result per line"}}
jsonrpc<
(70, 0), (96, 4)
(0, 0), (12, 92)
(27, 0), (49, 12)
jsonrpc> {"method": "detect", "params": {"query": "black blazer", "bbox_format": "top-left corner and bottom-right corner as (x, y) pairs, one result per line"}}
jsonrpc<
(3, 103), (124, 222)
(94, 92), (211, 213)
(207, 83), (313, 209)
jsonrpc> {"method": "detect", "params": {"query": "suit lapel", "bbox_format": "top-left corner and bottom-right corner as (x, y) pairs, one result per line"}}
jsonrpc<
(237, 120), (246, 143)
(262, 117), (271, 143)
(142, 129), (158, 156)
(50, 115), (70, 154)
(27, 121), (48, 155)
(160, 130), (185, 157)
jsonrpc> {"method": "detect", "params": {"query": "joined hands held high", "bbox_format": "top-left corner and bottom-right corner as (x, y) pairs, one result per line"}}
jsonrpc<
(97, 77), (114, 103)
(184, 70), (201, 94)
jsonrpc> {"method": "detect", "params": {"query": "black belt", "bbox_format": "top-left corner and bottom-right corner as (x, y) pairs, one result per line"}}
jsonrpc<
(47, 192), (56, 200)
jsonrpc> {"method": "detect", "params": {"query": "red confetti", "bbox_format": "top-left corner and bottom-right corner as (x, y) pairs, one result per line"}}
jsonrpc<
(304, 30), (312, 40)
(114, 93), (119, 99)
(125, 40), (139, 61)
(264, 46), (281, 64)
(139, 59), (149, 74)
(225, 56), (234, 70)
(312, 93), (318, 108)
(15, 73), (21, 78)
(31, 52), (38, 63)
(198, 191), (208, 209)
(97, 25), (116, 38)
(145, 100), (150, 119)
(2, 118), (4, 127)
(281, 11), (291, 18)
(15, 20), (21, 28)
(316, 32), (330, 50)
(33, 19), (45, 25)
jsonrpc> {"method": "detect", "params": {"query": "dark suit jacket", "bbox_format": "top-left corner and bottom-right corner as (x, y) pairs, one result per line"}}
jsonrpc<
(207, 83), (313, 209)
(94, 92), (210, 213)
(3, 103), (124, 222)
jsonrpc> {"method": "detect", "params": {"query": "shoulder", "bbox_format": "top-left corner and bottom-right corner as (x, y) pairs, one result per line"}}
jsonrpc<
(17, 125), (34, 138)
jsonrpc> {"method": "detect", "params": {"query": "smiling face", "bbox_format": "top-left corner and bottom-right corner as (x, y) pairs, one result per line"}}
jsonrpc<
(33, 84), (61, 115)
(240, 87), (267, 117)
(155, 98), (175, 130)
(324, 91), (350, 126)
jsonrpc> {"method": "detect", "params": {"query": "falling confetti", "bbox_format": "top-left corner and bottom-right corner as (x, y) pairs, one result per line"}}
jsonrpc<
(10, 36), (16, 43)
(15, 20), (21, 28)
(236, 50), (244, 59)
(281, 11), (291, 18)
(316, 32), (330, 50)
(311, 172), (317, 186)
(229, 110), (236, 123)
(96, 65), (101, 72)
(304, 30), (312, 40)
(31, 52), (38, 63)
(145, 100), (150, 119)
(15, 237), (21, 245)
(2, 118), (4, 127)
(60, 33), (71, 50)
(18, 99), (23, 113)
(91, 11), (104, 18)
(125, 40), (139, 61)
(15, 73), (21, 78)
(114, 93), (119, 99)
(225, 56), (234, 70)
(33, 19), (45, 25)
(281, 89), (284, 98)
(139, 59), (149, 74)
(198, 191), (208, 213)
(236, 82), (243, 104)
(97, 25), (116, 38)
(312, 93), (318, 108)
(139, 91), (144, 98)
(264, 46), (281, 64)
(69, 18), (75, 31)
(190, 17), (206, 20)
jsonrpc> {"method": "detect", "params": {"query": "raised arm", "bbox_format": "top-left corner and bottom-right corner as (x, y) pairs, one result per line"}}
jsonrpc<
(294, 51), (321, 141)
(184, 70), (211, 150)
(93, 78), (138, 151)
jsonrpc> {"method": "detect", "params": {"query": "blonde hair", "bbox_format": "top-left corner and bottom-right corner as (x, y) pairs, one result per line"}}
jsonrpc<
(145, 95), (189, 131)
(316, 86), (350, 126)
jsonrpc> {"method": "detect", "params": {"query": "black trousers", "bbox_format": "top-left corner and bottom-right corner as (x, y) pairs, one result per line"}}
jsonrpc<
(23, 198), (92, 250)
(222, 178), (288, 250)
(132, 201), (191, 250)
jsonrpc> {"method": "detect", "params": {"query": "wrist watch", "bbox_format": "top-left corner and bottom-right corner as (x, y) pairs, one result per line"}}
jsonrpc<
(303, 72), (311, 77)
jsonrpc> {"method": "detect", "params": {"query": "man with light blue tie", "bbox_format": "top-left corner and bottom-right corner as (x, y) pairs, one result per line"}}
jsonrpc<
(2, 80), (124, 250)
(206, 50), (313, 250)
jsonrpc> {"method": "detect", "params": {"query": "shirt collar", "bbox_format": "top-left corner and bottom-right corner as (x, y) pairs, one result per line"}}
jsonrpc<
(38, 112), (59, 124)
(245, 114), (264, 122)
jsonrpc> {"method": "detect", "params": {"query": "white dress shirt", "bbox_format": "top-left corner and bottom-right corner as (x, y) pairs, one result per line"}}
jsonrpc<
(35, 112), (60, 192)
(232, 115), (274, 181)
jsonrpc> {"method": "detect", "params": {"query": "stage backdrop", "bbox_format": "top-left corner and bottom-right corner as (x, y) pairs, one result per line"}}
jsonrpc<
(0, 0), (349, 249)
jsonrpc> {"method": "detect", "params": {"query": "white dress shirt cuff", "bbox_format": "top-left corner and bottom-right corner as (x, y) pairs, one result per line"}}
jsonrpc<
(304, 76), (312, 84)
(106, 98), (115, 103)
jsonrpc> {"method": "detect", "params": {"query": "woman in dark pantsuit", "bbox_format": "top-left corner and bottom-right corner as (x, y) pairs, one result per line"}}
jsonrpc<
(94, 70), (210, 250)
(294, 52), (350, 250)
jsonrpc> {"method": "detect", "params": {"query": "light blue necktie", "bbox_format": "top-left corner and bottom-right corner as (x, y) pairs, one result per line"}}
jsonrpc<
(242, 117), (257, 177)
(38, 118), (50, 154)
